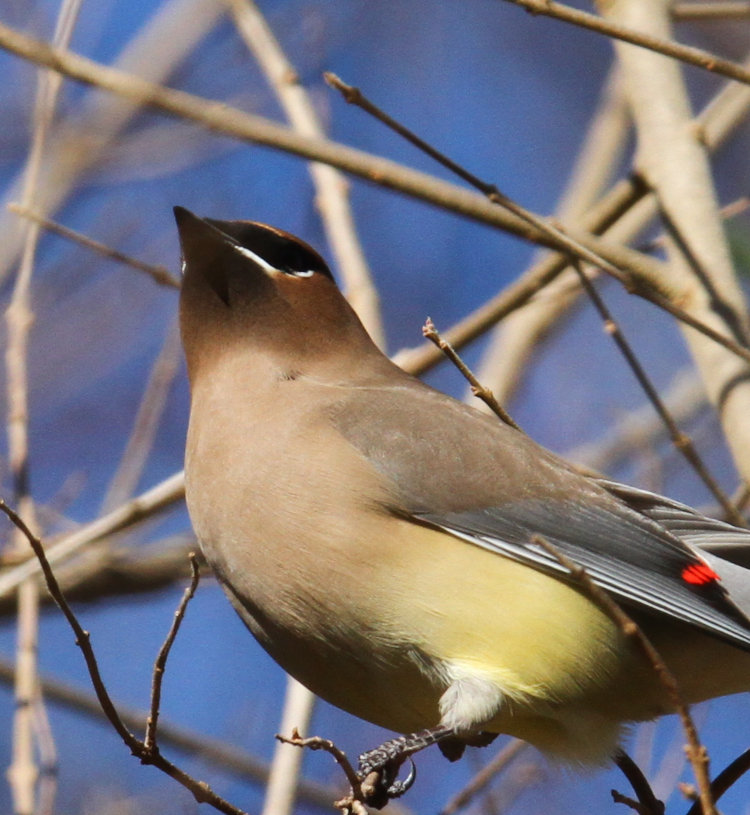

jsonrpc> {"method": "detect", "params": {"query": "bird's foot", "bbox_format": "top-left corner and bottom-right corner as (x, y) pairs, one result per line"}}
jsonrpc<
(356, 726), (454, 808)
(436, 730), (497, 761)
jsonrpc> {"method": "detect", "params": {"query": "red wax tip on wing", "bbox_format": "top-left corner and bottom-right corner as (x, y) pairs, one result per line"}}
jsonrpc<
(681, 562), (720, 586)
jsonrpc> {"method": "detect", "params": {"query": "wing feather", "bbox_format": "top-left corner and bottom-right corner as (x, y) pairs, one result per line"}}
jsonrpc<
(415, 497), (750, 651)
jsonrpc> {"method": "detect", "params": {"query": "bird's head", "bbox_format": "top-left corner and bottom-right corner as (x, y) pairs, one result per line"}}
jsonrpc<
(174, 207), (380, 383)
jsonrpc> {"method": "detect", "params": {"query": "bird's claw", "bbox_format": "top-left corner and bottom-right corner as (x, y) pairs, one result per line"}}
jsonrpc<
(356, 754), (416, 808)
(383, 758), (416, 798)
(356, 737), (419, 808)
(355, 727), (452, 807)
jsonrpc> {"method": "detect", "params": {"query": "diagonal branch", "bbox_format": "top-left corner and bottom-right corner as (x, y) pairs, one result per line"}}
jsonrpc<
(7, 204), (179, 288)
(571, 260), (743, 524)
(393, 48), (750, 379)
(599, 0), (750, 485)
(6, 2), (85, 809)
(0, 20), (668, 283)
(228, 0), (383, 348)
(0, 500), (248, 815)
(325, 72), (750, 372)
(0, 471), (185, 600)
(475, 67), (630, 404)
(475, 50), (750, 406)
(499, 0), (750, 86)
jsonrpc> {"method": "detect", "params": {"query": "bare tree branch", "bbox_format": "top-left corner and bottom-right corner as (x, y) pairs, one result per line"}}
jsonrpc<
(228, 0), (383, 348)
(0, 500), (249, 815)
(7, 204), (179, 288)
(570, 259), (743, 524)
(0, 471), (185, 600)
(499, 0), (750, 85)
(600, 0), (750, 486)
(5, 2), (85, 808)
(0, 653), (340, 810)
(0, 20), (670, 283)
(325, 71), (750, 376)
(476, 67), (630, 404)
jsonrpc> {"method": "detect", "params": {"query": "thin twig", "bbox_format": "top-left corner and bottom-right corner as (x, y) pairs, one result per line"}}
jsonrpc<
(325, 72), (750, 372)
(0, 501), (247, 815)
(685, 747), (750, 815)
(0, 470), (185, 600)
(422, 318), (521, 430)
(7, 203), (180, 288)
(672, 1), (750, 20)
(0, 502), (140, 749)
(393, 175), (650, 376)
(325, 71), (642, 283)
(613, 749), (665, 815)
(145, 554), (199, 751)
(0, 653), (340, 809)
(499, 0), (750, 86)
(5, 2), (85, 806)
(0, 21), (747, 381)
(439, 740), (527, 815)
(532, 535), (715, 815)
(601, 0), (750, 497)
(278, 731), (370, 815)
(481, 53), (750, 405)
(228, 0), (383, 347)
(4, 22), (749, 375)
(571, 260), (744, 525)
(278, 732), (362, 792)
(0, 21), (671, 284)
(476, 67), (630, 405)
(395, 52), (750, 378)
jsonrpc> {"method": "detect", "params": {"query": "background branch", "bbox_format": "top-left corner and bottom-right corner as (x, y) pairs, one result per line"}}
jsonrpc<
(599, 0), (750, 487)
(0, 20), (671, 281)
(0, 3), (747, 812)
(500, 0), (750, 85)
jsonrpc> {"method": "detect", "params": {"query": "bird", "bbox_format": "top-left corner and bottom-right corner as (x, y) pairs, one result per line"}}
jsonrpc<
(174, 205), (750, 802)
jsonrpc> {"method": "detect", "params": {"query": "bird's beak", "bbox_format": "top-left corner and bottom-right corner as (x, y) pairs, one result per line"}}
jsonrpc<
(174, 206), (240, 305)
(174, 206), (216, 251)
(174, 206), (231, 269)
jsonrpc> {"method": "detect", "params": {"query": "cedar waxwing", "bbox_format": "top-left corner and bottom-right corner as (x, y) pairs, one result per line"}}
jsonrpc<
(175, 207), (750, 797)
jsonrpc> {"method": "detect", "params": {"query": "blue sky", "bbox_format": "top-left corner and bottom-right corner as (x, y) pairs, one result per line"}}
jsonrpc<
(0, 1), (749, 813)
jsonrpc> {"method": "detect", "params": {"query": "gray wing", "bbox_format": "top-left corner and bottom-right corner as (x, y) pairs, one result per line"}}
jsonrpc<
(415, 497), (750, 651)
(330, 379), (750, 651)
(598, 479), (750, 566)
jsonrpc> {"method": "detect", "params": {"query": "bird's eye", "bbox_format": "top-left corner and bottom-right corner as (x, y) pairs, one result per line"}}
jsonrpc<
(233, 244), (278, 274)
(283, 268), (315, 278)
